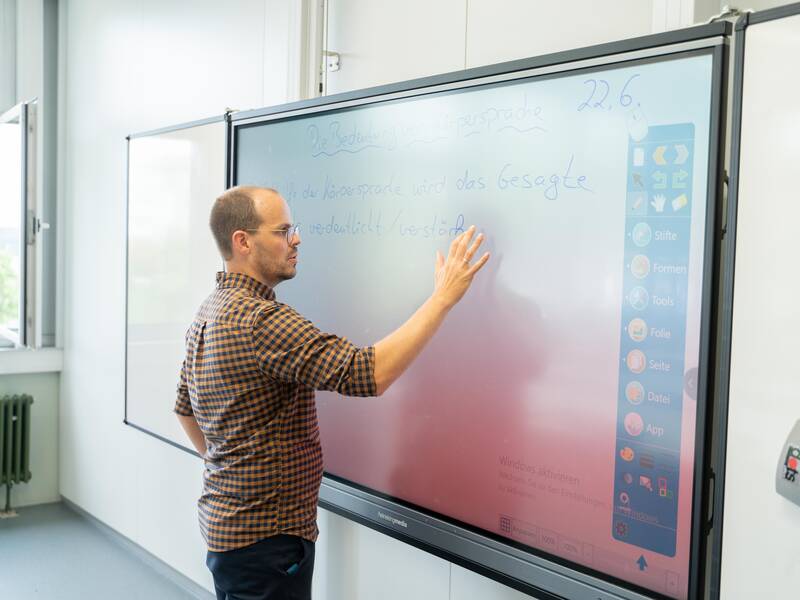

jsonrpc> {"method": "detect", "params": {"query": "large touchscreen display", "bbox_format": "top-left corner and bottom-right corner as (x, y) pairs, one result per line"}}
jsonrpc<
(236, 51), (714, 599)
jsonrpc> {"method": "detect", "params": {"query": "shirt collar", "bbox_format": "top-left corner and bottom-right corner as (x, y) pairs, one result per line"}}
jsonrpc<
(216, 271), (275, 301)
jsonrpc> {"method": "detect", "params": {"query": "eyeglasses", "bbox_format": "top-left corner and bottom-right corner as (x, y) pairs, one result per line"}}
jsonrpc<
(245, 224), (301, 243)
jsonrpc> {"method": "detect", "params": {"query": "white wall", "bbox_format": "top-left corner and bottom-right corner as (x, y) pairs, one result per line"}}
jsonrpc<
(323, 0), (719, 96)
(324, 0), (657, 95)
(58, 1), (712, 599)
(0, 0), (14, 112)
(466, 0), (654, 68)
(324, 0), (467, 94)
(735, 0), (794, 11)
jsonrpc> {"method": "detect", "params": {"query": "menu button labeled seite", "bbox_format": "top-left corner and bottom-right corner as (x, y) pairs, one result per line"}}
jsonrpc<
(649, 359), (671, 372)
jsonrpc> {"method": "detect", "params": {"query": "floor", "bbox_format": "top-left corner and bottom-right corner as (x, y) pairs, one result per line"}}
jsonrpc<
(0, 502), (206, 599)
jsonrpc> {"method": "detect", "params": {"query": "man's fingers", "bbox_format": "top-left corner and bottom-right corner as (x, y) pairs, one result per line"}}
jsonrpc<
(435, 250), (444, 270)
(463, 232), (484, 263)
(456, 226), (476, 258)
(446, 225), (483, 264)
(447, 227), (471, 260)
(468, 252), (490, 276)
(447, 232), (462, 261)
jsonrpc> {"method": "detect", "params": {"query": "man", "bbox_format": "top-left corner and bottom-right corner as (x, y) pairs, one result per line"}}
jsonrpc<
(175, 186), (489, 600)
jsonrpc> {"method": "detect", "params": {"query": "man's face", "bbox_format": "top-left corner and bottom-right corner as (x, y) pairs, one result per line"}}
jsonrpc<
(248, 191), (300, 287)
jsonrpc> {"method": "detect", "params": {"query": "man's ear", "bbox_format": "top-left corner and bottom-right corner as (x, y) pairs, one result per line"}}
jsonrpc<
(231, 230), (251, 256)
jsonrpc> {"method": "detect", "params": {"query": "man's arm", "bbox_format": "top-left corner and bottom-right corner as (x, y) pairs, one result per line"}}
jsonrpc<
(373, 225), (489, 395)
(174, 358), (207, 457)
(251, 225), (488, 398)
(177, 414), (207, 457)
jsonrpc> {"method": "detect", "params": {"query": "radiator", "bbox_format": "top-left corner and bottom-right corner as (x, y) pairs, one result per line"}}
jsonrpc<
(0, 394), (33, 513)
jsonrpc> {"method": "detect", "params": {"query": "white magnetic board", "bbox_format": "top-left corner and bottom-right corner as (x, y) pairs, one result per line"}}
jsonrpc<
(720, 10), (800, 599)
(125, 119), (225, 447)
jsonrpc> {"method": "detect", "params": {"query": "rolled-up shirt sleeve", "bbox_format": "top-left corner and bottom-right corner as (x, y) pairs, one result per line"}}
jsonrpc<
(251, 303), (377, 397)
(174, 358), (194, 416)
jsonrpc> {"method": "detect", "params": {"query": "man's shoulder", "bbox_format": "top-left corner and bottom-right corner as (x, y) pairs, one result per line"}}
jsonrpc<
(250, 298), (319, 336)
(197, 286), (283, 327)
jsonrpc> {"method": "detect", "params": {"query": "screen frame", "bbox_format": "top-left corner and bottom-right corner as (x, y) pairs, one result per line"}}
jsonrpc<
(228, 23), (731, 600)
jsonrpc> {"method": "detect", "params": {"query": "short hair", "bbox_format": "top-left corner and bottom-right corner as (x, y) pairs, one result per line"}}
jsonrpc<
(209, 186), (278, 259)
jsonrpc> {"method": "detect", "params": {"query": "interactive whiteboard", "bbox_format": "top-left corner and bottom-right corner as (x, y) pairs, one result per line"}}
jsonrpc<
(232, 31), (726, 600)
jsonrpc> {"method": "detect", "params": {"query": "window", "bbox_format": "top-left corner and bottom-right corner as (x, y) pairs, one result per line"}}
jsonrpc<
(0, 101), (37, 348)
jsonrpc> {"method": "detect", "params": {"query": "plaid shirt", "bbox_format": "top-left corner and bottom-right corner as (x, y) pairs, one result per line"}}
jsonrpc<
(175, 271), (376, 552)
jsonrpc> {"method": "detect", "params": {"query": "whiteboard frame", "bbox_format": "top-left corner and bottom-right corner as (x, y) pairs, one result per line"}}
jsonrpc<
(229, 23), (731, 600)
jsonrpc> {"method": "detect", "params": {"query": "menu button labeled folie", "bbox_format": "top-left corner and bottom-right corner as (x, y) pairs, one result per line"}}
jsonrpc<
(628, 318), (648, 342)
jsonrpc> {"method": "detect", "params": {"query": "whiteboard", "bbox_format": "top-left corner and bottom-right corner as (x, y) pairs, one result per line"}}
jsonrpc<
(233, 42), (722, 599)
(125, 119), (225, 448)
(719, 9), (800, 600)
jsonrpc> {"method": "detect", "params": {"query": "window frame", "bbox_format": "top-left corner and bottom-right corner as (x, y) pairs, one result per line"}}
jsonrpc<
(0, 100), (38, 348)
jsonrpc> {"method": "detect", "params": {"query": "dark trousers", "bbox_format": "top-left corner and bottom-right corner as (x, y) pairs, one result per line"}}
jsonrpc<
(206, 534), (315, 600)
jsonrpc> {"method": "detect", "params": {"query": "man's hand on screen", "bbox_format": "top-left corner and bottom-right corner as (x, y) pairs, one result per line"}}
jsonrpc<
(433, 225), (490, 310)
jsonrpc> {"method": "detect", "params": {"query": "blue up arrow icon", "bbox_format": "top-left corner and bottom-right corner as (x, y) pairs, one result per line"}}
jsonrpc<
(636, 555), (649, 571)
